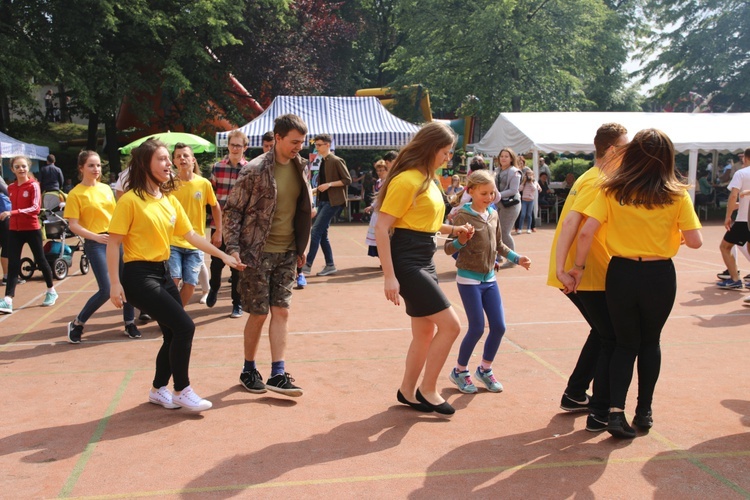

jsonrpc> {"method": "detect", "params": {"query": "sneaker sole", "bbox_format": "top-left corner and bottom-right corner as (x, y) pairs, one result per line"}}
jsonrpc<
(174, 403), (212, 412)
(149, 398), (180, 409)
(560, 404), (589, 412)
(0, 309), (12, 314)
(316, 272), (337, 276)
(239, 382), (268, 394)
(585, 425), (607, 432)
(265, 385), (303, 397)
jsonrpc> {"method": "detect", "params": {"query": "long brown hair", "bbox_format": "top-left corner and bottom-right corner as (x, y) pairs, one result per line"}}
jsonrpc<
(601, 128), (687, 209)
(376, 122), (456, 208)
(127, 139), (177, 199)
(77, 150), (101, 181)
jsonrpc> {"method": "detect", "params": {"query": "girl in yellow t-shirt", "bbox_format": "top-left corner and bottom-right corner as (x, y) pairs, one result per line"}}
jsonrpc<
(374, 121), (475, 416)
(107, 139), (244, 413)
(64, 151), (137, 343)
(570, 129), (702, 439)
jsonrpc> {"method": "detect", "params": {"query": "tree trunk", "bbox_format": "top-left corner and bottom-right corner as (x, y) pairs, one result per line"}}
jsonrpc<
(0, 91), (9, 133)
(512, 95), (521, 112)
(86, 113), (99, 151)
(104, 115), (120, 174)
(58, 84), (70, 123)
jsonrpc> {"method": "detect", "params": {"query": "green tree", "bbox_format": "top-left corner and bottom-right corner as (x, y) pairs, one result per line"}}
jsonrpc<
(382, 0), (634, 123)
(0, 0), (46, 130)
(227, 0), (358, 102)
(639, 0), (750, 112)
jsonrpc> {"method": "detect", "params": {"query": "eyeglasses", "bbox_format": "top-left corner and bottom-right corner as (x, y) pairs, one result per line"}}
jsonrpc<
(314, 142), (328, 148)
(228, 143), (245, 149)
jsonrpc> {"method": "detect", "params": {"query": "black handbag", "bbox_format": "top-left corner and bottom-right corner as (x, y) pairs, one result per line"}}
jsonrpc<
(500, 196), (520, 207)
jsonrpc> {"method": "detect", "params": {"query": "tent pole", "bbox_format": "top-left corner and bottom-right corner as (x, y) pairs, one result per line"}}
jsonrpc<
(688, 150), (698, 201)
(532, 148), (540, 224)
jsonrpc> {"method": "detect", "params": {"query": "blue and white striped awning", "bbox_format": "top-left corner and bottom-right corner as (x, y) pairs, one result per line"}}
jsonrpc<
(216, 96), (420, 150)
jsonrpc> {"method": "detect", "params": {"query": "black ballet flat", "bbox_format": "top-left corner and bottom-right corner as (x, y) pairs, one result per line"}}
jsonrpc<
(397, 390), (433, 412)
(415, 389), (455, 415)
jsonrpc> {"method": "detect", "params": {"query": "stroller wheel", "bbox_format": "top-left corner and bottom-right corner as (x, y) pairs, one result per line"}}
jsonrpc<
(53, 258), (69, 280)
(80, 254), (90, 275)
(19, 257), (35, 280)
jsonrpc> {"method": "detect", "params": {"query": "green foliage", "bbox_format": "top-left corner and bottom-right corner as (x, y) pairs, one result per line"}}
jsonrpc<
(383, 0), (636, 125)
(550, 157), (593, 182)
(639, 0), (750, 111)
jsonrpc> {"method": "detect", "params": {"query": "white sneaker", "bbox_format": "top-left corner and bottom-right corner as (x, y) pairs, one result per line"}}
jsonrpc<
(172, 386), (212, 412)
(199, 293), (208, 305)
(149, 386), (179, 409)
(743, 296), (750, 306)
(526, 229), (532, 234)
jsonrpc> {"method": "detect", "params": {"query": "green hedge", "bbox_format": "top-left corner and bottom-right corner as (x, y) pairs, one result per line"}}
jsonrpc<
(550, 158), (593, 182)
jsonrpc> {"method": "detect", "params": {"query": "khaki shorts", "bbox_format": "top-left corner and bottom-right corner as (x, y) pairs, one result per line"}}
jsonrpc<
(238, 251), (296, 315)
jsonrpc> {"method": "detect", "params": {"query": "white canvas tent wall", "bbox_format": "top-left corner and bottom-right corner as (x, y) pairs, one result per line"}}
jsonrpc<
(0, 131), (49, 160)
(472, 112), (750, 198)
(216, 96), (420, 150)
(0, 131), (50, 179)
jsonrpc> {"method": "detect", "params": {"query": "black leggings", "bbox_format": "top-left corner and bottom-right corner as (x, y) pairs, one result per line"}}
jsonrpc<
(5, 229), (54, 297)
(606, 257), (676, 412)
(122, 261), (195, 391)
(209, 229), (240, 306)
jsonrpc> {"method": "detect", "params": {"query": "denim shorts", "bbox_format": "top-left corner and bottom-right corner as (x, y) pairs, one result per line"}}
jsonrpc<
(168, 246), (203, 285)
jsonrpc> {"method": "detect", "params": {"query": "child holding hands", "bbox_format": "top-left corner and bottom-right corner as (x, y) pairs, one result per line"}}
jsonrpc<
(446, 170), (531, 393)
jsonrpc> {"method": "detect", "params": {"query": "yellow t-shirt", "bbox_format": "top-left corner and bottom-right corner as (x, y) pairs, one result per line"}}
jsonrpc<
(264, 160), (302, 252)
(63, 182), (117, 235)
(170, 176), (217, 249)
(584, 189), (702, 259)
(547, 167), (610, 291)
(109, 191), (192, 262)
(380, 169), (444, 233)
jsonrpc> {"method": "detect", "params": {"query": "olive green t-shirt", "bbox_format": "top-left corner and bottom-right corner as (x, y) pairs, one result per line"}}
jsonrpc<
(263, 160), (302, 252)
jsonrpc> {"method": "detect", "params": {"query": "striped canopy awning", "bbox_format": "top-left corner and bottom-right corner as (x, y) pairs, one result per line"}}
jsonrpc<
(216, 96), (420, 150)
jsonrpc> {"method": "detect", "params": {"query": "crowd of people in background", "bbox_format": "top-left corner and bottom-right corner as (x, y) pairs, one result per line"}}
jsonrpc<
(5, 115), (750, 438)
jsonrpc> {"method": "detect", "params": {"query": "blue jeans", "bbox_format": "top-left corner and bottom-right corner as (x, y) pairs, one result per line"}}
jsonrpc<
(77, 240), (135, 324)
(456, 281), (506, 366)
(306, 201), (343, 267)
(168, 246), (203, 285)
(520, 200), (534, 230)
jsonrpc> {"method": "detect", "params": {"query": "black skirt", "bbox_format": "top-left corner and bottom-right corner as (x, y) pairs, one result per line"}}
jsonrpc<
(390, 228), (451, 317)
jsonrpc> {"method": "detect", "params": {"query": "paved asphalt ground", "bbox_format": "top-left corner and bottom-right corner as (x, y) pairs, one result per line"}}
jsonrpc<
(1, 218), (748, 499)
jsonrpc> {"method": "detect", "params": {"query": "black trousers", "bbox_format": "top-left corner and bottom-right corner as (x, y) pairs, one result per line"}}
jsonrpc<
(209, 228), (240, 306)
(122, 261), (195, 391)
(5, 229), (54, 297)
(606, 257), (676, 412)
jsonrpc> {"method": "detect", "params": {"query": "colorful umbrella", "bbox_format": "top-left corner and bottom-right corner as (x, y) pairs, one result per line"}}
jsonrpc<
(119, 131), (216, 155)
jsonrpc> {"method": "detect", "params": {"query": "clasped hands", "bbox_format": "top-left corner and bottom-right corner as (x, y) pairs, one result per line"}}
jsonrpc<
(453, 223), (475, 244)
(557, 267), (583, 294)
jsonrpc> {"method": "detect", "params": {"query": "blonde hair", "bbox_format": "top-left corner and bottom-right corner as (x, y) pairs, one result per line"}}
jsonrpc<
(465, 170), (495, 191)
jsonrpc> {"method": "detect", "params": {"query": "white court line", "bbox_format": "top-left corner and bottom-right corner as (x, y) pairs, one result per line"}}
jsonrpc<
(4, 311), (750, 349)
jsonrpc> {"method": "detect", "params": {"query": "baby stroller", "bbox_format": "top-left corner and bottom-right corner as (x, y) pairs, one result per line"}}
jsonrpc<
(19, 206), (90, 280)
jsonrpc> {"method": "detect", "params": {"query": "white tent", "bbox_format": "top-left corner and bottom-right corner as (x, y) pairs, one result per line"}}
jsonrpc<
(216, 95), (420, 150)
(0, 131), (50, 161)
(472, 112), (750, 198)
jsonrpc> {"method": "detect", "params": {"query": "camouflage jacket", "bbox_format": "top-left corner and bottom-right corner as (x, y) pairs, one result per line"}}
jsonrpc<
(222, 149), (312, 268)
